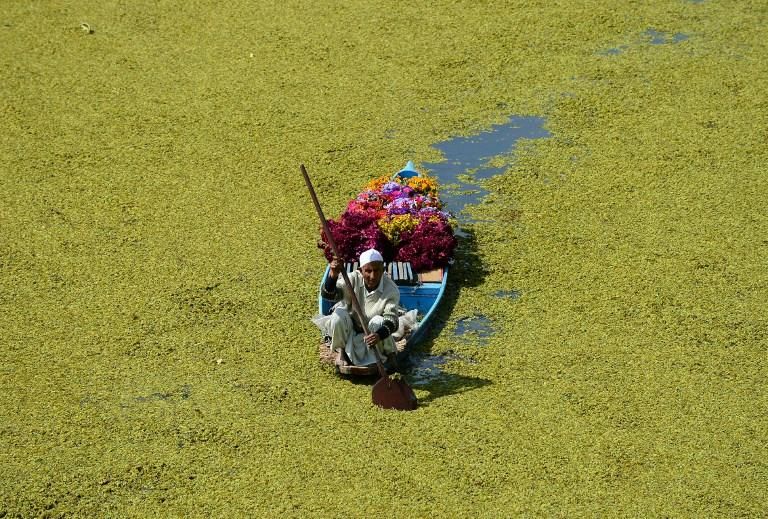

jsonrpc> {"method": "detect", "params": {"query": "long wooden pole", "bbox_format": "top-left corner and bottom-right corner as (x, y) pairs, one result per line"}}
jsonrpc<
(300, 164), (389, 379)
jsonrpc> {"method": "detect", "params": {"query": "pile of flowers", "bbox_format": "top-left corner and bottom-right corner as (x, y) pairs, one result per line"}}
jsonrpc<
(319, 172), (457, 272)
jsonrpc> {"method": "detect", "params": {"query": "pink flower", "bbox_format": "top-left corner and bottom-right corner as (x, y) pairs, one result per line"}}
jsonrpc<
(319, 208), (394, 262)
(318, 172), (458, 272)
(394, 217), (457, 271)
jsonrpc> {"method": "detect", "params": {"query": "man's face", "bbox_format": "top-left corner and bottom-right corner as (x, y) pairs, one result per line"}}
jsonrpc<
(360, 261), (384, 290)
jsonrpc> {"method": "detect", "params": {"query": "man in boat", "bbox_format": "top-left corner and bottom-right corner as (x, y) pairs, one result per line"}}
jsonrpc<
(321, 248), (400, 366)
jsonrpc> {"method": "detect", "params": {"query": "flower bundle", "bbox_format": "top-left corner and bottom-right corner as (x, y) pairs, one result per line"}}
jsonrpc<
(319, 171), (457, 272)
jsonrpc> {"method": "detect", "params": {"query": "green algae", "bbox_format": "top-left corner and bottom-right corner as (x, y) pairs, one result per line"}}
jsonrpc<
(2, 0), (767, 516)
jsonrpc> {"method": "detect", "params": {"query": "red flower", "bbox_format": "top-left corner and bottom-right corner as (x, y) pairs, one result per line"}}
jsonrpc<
(318, 208), (394, 262)
(394, 217), (457, 272)
(318, 173), (458, 271)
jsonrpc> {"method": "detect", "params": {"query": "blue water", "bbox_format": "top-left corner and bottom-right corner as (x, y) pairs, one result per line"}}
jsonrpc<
(601, 46), (627, 56)
(408, 350), (476, 386)
(493, 289), (521, 300)
(645, 29), (689, 45)
(405, 117), (541, 384)
(423, 116), (550, 222)
(409, 354), (450, 385)
(454, 314), (494, 344)
(602, 29), (690, 56)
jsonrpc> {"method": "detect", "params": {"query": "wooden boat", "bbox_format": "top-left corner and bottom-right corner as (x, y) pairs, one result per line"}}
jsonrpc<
(317, 162), (450, 376)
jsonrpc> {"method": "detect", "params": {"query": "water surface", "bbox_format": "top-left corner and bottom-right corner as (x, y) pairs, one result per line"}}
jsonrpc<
(424, 116), (550, 222)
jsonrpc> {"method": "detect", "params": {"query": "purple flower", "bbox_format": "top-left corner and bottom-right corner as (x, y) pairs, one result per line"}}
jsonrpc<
(394, 185), (415, 199)
(417, 206), (450, 221)
(388, 197), (415, 215)
(381, 182), (403, 195)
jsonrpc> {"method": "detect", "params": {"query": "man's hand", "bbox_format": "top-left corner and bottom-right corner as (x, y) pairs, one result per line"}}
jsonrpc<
(329, 257), (342, 279)
(364, 333), (380, 348)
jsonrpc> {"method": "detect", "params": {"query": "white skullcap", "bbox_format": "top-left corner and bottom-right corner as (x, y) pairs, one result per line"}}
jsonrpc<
(359, 248), (384, 267)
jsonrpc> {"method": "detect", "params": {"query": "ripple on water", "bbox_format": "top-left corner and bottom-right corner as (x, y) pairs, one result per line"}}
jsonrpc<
(408, 354), (450, 385)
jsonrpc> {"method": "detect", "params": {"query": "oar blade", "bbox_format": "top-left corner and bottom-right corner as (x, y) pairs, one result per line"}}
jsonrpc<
(372, 377), (418, 411)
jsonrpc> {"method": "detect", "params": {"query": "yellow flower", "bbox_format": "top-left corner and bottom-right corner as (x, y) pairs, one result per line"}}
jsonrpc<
(407, 175), (439, 195)
(377, 214), (419, 244)
(364, 174), (395, 193)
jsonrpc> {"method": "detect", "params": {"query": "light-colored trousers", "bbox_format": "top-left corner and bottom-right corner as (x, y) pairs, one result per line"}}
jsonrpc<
(329, 307), (396, 366)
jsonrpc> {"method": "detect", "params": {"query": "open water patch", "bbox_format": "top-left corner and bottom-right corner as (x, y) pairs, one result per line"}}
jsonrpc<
(407, 313), (506, 385)
(600, 46), (628, 56)
(423, 116), (550, 223)
(601, 29), (690, 56)
(408, 350), (476, 386)
(454, 314), (494, 344)
(645, 28), (689, 45)
(494, 289), (521, 300)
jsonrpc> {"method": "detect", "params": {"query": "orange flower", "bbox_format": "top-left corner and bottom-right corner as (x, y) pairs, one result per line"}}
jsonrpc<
(364, 174), (396, 193)
(406, 175), (439, 195)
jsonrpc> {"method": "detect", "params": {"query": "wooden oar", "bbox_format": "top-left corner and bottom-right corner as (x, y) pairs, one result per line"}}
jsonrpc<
(301, 164), (417, 411)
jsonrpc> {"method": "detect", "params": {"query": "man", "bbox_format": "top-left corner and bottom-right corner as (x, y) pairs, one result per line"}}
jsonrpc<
(321, 248), (400, 366)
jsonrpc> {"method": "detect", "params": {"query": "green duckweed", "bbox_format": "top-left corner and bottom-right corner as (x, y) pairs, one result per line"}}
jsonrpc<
(1, 0), (766, 516)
